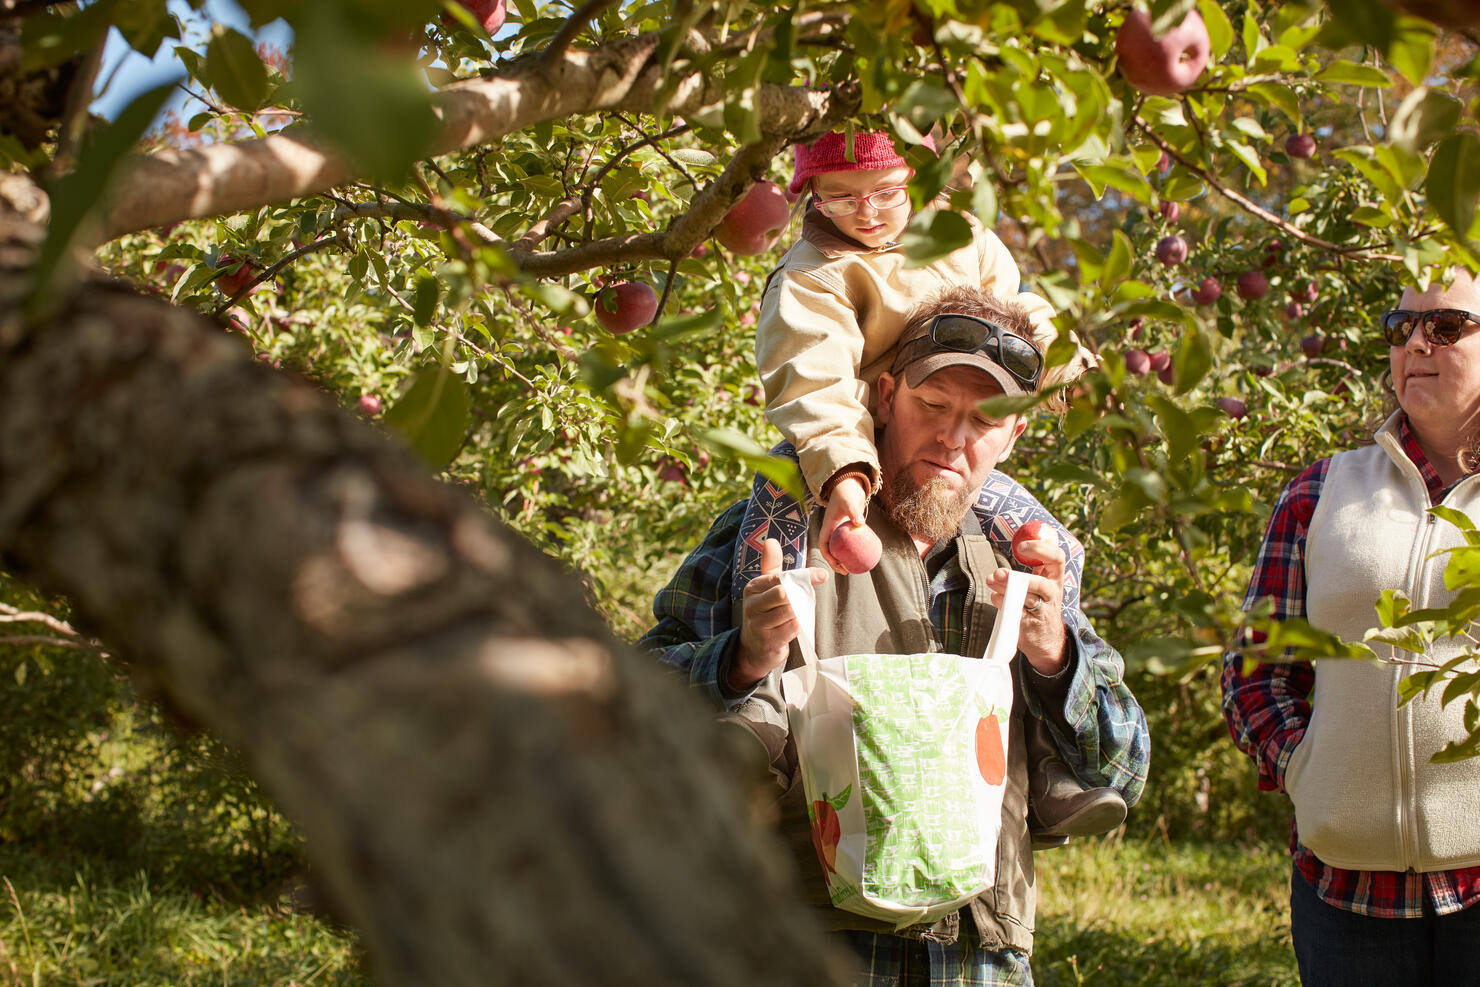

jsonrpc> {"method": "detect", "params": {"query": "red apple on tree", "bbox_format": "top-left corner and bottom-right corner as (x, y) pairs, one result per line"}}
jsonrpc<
(830, 522), (882, 574)
(1285, 301), (1304, 321)
(1292, 279), (1320, 304)
(716, 180), (790, 256)
(1159, 200), (1181, 223)
(215, 258), (258, 298)
(1192, 277), (1222, 305)
(358, 393), (382, 416)
(657, 457), (687, 485)
(1285, 133), (1317, 159)
(1148, 350), (1170, 373)
(593, 281), (658, 334)
(1115, 9), (1211, 97)
(452, 0), (506, 32)
(1236, 271), (1269, 301)
(1301, 334), (1326, 358)
(1155, 234), (1188, 266)
(1011, 519), (1049, 567)
(1158, 358), (1176, 385)
(1216, 397), (1247, 420)
(1125, 348), (1152, 375)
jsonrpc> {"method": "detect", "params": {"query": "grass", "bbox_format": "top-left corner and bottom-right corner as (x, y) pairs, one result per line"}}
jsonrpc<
(1033, 836), (1298, 986)
(0, 847), (365, 987)
(0, 837), (1295, 986)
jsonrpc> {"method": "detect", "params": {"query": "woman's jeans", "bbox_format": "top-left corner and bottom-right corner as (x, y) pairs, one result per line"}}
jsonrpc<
(1291, 864), (1480, 986)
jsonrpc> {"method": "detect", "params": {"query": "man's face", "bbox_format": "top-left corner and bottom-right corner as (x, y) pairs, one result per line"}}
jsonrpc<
(874, 365), (1027, 535)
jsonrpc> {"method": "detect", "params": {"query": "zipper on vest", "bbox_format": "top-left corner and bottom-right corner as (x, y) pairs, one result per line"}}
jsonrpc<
(1393, 502), (1442, 867)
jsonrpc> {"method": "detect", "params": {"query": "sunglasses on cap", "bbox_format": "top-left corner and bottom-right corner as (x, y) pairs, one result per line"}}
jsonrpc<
(813, 185), (910, 218)
(1380, 308), (1480, 347)
(906, 313), (1044, 391)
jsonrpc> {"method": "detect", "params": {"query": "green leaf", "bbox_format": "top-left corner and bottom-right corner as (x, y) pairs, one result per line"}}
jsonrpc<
(1319, 0), (1397, 49)
(412, 271), (439, 326)
(1431, 504), (1479, 536)
(1426, 133), (1480, 242)
(295, 3), (438, 181)
(1173, 323), (1213, 394)
(1247, 81), (1301, 125)
(701, 429), (807, 505)
(1074, 163), (1154, 205)
(29, 83), (174, 314)
(977, 383), (1070, 419)
(1389, 88), (1462, 154)
(1103, 229), (1133, 290)
(1387, 22), (1437, 87)
(1226, 141), (1268, 187)
(113, 0), (180, 57)
(1315, 61), (1394, 88)
(1196, 0), (1235, 58)
(901, 210), (974, 268)
(384, 367), (472, 470)
(205, 26), (268, 112)
(1363, 625), (1430, 653)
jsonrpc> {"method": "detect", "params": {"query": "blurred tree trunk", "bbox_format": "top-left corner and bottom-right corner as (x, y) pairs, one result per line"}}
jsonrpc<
(0, 175), (849, 986)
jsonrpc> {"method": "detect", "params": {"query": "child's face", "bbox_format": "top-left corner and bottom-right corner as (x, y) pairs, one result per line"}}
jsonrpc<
(812, 166), (913, 249)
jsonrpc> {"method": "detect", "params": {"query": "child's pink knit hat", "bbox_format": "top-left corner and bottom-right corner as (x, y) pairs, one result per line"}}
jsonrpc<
(788, 131), (935, 195)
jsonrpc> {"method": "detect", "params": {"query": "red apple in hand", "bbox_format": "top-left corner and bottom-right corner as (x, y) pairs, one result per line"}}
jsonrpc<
(1115, 9), (1211, 97)
(715, 181), (790, 256)
(1011, 519), (1049, 567)
(593, 281), (658, 334)
(830, 522), (882, 574)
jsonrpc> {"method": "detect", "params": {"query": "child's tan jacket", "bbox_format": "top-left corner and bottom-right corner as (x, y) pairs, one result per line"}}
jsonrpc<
(756, 209), (1056, 500)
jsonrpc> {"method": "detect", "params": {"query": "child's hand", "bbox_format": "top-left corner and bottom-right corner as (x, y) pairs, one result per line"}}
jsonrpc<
(819, 475), (873, 574)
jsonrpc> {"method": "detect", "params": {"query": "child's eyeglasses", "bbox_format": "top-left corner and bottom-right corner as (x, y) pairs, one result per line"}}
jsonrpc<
(1380, 308), (1480, 347)
(921, 313), (1044, 390)
(813, 185), (910, 218)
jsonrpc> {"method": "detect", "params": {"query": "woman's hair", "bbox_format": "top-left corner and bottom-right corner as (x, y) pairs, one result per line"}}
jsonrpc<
(900, 284), (1095, 415)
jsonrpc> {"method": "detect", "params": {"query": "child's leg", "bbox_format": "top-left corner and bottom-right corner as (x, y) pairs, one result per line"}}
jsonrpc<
(1024, 715), (1126, 850)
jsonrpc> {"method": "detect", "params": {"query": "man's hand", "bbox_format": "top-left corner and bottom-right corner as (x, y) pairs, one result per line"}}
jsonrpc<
(986, 527), (1068, 675)
(730, 538), (830, 692)
(817, 474), (869, 575)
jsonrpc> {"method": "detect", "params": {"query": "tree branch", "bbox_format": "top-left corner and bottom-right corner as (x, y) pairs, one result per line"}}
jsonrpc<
(540, 0), (618, 66)
(1131, 114), (1402, 264)
(99, 31), (856, 243)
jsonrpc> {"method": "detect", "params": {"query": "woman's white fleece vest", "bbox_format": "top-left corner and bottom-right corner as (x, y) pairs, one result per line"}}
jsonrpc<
(1290, 413), (1480, 872)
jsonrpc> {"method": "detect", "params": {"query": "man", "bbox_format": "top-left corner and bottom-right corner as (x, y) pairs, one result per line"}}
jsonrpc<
(641, 286), (1148, 984)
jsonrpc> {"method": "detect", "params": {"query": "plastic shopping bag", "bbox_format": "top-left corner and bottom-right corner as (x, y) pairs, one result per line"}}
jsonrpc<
(779, 569), (1027, 930)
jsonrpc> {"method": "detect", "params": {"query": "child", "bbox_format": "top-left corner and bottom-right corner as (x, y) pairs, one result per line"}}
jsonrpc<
(749, 130), (1119, 845)
(757, 129), (1090, 571)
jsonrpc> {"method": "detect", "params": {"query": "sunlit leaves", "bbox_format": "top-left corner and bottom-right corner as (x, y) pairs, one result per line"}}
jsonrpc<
(385, 366), (473, 469)
(1426, 134), (1480, 244)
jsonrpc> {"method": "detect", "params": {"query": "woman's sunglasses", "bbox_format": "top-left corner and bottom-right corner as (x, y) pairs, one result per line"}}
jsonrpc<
(917, 313), (1044, 390)
(1380, 308), (1480, 347)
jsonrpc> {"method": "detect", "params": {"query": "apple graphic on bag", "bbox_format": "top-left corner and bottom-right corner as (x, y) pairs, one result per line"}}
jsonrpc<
(975, 710), (1008, 786)
(809, 785), (851, 875)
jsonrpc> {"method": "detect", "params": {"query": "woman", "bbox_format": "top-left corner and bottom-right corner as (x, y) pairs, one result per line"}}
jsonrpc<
(1222, 268), (1480, 985)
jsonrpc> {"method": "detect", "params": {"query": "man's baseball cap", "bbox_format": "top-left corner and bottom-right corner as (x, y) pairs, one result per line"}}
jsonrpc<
(890, 312), (1044, 396)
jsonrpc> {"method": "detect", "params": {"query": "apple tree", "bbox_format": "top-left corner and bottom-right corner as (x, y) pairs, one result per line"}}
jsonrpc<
(2, 0), (1479, 978)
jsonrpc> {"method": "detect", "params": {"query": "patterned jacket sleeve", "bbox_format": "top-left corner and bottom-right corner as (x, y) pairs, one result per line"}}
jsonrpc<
(1220, 459), (1328, 792)
(972, 470), (1149, 805)
(637, 500), (749, 708)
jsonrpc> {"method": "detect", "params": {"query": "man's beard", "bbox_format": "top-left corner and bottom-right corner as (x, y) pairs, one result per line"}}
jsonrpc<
(880, 472), (973, 545)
